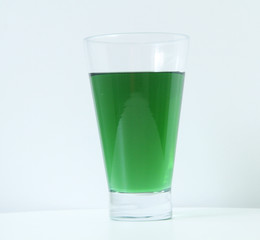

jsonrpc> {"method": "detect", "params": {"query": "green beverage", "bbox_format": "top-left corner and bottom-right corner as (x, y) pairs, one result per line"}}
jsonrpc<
(90, 72), (184, 193)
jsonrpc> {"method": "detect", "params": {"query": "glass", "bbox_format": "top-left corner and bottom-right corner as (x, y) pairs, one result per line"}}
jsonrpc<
(84, 32), (189, 221)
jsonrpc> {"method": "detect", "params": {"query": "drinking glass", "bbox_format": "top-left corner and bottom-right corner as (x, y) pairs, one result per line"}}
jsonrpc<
(84, 33), (189, 221)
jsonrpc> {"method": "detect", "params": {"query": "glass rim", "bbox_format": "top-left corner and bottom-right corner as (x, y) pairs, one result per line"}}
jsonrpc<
(84, 32), (189, 45)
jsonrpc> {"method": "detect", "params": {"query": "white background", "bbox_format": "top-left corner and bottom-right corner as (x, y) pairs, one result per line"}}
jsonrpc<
(0, 0), (260, 212)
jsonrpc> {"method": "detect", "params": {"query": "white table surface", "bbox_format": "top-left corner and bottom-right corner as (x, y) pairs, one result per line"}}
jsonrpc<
(0, 208), (260, 240)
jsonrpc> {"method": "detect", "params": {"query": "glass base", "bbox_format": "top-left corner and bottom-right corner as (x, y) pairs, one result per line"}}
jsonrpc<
(110, 189), (172, 221)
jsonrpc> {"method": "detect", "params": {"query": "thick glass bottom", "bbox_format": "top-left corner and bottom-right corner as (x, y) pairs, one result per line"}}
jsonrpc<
(110, 189), (172, 221)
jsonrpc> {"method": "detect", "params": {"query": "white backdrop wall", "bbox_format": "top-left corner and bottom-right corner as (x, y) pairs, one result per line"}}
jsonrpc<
(0, 0), (260, 212)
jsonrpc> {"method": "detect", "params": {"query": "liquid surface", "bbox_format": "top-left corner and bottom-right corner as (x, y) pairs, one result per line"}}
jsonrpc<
(90, 72), (184, 192)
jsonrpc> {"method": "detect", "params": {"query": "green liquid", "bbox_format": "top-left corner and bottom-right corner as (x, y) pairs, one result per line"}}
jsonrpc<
(90, 72), (184, 193)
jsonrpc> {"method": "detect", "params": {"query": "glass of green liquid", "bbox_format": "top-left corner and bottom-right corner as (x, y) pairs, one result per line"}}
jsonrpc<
(84, 33), (189, 221)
